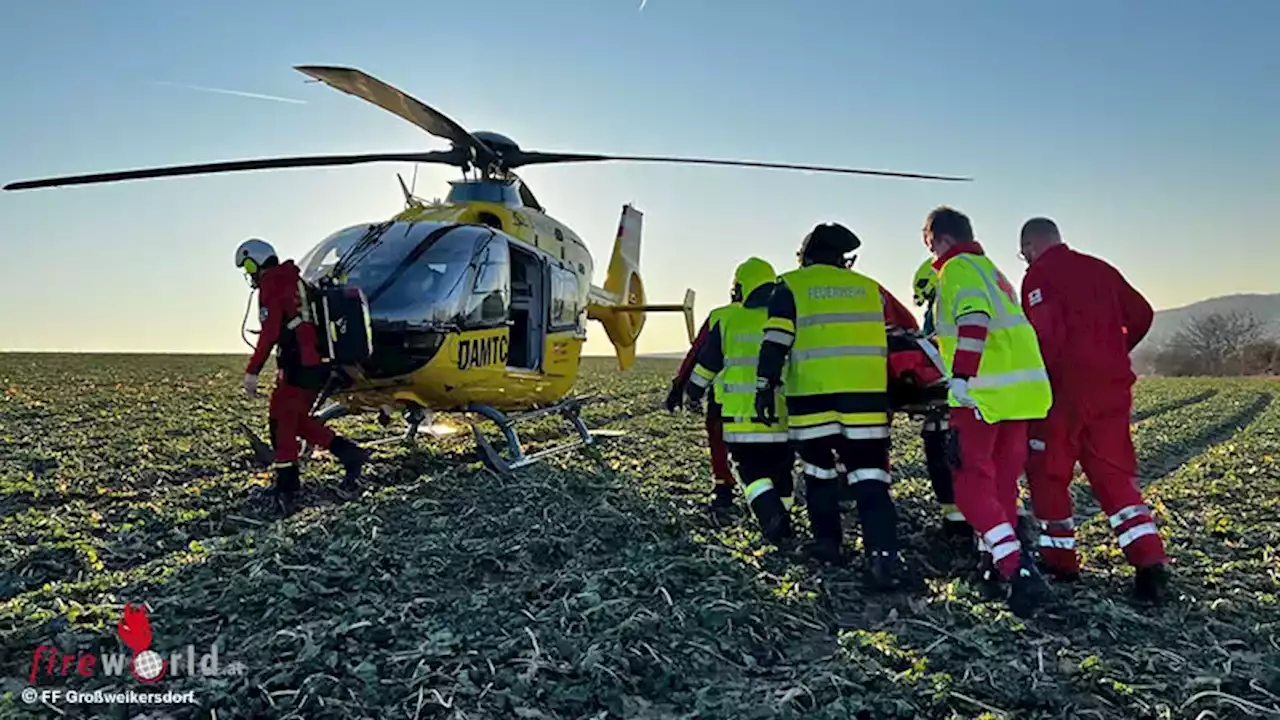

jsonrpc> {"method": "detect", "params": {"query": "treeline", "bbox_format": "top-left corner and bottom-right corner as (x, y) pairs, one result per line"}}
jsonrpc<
(1135, 310), (1279, 377)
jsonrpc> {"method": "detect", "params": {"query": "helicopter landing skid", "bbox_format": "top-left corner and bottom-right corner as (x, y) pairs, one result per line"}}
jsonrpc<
(466, 396), (625, 476)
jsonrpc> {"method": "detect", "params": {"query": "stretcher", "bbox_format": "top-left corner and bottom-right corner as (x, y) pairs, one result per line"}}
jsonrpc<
(888, 328), (950, 419)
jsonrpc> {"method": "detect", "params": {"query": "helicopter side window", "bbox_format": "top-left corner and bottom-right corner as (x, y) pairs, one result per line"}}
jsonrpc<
(461, 235), (511, 328)
(549, 266), (582, 333)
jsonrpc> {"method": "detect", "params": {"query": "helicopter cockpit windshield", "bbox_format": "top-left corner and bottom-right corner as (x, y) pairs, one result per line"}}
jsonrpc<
(298, 221), (510, 329)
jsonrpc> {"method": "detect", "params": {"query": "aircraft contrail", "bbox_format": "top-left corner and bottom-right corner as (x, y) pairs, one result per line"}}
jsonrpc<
(152, 80), (307, 105)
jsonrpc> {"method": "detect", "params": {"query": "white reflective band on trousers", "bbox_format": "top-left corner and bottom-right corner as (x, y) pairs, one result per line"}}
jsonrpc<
(945, 509), (966, 521)
(286, 317), (303, 330)
(847, 468), (890, 484)
(1041, 517), (1076, 531)
(1117, 522), (1158, 548)
(789, 423), (891, 442)
(802, 463), (839, 480)
(979, 522), (1020, 561)
(745, 478), (776, 502)
(1039, 535), (1077, 549)
(1109, 504), (1150, 528)
(922, 418), (950, 432)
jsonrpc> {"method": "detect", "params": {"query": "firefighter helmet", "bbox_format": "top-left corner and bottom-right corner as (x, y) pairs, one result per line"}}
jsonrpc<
(798, 222), (861, 265)
(733, 257), (777, 299)
(912, 258), (938, 307)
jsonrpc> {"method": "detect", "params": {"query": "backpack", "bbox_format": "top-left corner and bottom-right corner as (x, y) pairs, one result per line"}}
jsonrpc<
(304, 281), (374, 365)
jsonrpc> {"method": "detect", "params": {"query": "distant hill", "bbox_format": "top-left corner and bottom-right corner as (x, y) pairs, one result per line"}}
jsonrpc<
(1140, 293), (1280, 350)
(630, 294), (1280, 359)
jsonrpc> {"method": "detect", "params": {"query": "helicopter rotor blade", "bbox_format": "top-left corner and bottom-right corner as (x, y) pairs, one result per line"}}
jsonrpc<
(507, 151), (972, 182)
(3, 150), (465, 191)
(295, 65), (500, 170)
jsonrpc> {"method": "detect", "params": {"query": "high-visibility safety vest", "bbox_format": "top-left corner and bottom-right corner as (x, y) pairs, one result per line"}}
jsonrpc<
(717, 304), (788, 443)
(704, 303), (737, 402)
(764, 265), (890, 438)
(935, 253), (1052, 422)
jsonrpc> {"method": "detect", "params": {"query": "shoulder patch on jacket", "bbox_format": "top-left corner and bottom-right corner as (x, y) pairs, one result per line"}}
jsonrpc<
(1028, 288), (1043, 306)
(260, 306), (270, 323)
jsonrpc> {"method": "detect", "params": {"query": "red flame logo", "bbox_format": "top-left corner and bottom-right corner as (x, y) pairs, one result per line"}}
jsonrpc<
(117, 603), (153, 654)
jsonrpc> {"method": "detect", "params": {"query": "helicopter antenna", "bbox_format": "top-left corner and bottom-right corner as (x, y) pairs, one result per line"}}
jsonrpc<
(396, 171), (423, 210)
(411, 163), (419, 195)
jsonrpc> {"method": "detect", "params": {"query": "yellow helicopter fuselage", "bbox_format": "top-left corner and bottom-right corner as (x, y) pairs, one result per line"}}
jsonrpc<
(317, 179), (681, 418)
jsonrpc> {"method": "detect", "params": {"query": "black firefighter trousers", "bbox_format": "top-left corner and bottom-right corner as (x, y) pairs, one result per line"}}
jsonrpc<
(726, 441), (794, 542)
(797, 434), (898, 555)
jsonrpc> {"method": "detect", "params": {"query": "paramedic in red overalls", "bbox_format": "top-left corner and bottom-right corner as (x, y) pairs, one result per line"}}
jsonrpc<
(1018, 218), (1170, 603)
(236, 238), (369, 509)
(667, 288), (738, 511)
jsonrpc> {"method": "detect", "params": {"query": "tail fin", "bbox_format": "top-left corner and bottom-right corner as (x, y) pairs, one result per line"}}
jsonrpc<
(587, 204), (696, 370)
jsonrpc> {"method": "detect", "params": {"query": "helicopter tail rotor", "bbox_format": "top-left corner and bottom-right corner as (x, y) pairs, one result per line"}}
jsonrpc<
(586, 204), (695, 370)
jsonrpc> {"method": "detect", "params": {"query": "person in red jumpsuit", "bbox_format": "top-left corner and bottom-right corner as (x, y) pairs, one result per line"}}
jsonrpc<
(236, 238), (369, 513)
(1018, 217), (1171, 603)
(667, 289), (737, 511)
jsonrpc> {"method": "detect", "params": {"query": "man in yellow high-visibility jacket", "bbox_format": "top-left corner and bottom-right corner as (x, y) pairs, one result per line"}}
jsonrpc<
(754, 222), (901, 590)
(685, 257), (794, 542)
(923, 205), (1054, 618)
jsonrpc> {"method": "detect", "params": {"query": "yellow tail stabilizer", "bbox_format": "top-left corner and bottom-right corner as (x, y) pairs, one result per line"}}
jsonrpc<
(587, 204), (696, 370)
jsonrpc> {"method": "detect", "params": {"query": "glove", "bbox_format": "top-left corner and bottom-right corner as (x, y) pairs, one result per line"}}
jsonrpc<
(664, 381), (684, 413)
(684, 395), (704, 415)
(754, 383), (778, 425)
(243, 373), (259, 399)
(948, 377), (978, 409)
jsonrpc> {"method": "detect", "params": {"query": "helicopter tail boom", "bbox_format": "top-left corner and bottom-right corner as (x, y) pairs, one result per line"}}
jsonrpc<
(587, 205), (695, 370)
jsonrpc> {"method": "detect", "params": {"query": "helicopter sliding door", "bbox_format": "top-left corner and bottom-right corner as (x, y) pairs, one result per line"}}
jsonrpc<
(506, 245), (545, 372)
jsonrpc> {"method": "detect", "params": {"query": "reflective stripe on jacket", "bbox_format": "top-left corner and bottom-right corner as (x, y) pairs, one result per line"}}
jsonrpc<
(761, 264), (890, 440)
(936, 253), (1052, 422)
(717, 303), (788, 442)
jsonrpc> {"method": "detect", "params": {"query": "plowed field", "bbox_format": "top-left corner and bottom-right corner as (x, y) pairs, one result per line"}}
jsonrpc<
(1, 355), (1277, 719)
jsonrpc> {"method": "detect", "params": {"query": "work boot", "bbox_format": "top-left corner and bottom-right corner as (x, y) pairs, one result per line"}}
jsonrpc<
(708, 484), (734, 512)
(1133, 563), (1171, 605)
(1008, 554), (1052, 619)
(1039, 561), (1081, 584)
(806, 478), (845, 564)
(274, 463), (301, 516)
(328, 436), (369, 492)
(750, 491), (793, 544)
(975, 552), (1006, 601)
(1015, 513), (1040, 558)
(808, 539), (845, 565)
(865, 550), (900, 592)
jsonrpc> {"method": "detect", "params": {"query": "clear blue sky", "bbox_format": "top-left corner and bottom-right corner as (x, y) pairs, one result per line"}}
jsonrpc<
(2, 0), (1276, 354)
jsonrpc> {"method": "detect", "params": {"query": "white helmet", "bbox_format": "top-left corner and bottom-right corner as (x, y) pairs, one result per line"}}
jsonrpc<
(234, 238), (277, 276)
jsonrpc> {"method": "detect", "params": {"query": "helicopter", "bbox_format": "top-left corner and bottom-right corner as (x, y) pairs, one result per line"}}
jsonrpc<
(3, 65), (971, 474)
